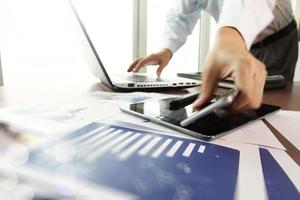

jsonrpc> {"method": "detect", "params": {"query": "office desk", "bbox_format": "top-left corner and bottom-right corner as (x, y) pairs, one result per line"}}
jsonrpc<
(263, 82), (300, 111)
(0, 81), (299, 200)
(0, 81), (299, 164)
(0, 81), (299, 108)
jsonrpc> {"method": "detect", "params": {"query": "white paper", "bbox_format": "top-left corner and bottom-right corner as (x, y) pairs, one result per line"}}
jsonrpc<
(0, 91), (175, 135)
(0, 100), (120, 134)
(220, 120), (285, 150)
(266, 110), (300, 150)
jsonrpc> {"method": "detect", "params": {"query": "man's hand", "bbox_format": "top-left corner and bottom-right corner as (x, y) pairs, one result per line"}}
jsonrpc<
(127, 48), (172, 77)
(194, 27), (267, 111)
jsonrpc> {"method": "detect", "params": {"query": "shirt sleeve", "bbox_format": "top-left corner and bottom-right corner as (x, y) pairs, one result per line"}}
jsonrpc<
(162, 0), (205, 54)
(218, 0), (276, 49)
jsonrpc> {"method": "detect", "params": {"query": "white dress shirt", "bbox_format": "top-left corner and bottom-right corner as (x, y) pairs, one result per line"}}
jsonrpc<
(162, 0), (294, 53)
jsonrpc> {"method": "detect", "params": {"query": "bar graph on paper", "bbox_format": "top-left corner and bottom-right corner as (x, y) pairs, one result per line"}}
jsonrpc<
(28, 122), (240, 200)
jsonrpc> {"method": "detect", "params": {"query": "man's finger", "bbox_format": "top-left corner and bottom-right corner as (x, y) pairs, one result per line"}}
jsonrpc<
(230, 92), (250, 111)
(132, 56), (159, 72)
(156, 62), (167, 77)
(127, 58), (142, 72)
(193, 70), (219, 109)
(231, 60), (266, 111)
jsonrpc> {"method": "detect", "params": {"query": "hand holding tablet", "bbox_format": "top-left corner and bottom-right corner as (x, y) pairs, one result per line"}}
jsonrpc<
(120, 88), (280, 140)
(180, 88), (240, 126)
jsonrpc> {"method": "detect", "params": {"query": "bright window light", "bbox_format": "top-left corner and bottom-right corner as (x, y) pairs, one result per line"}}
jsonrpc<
(0, 0), (132, 86)
(72, 0), (133, 76)
(209, 18), (218, 49)
(147, 0), (200, 75)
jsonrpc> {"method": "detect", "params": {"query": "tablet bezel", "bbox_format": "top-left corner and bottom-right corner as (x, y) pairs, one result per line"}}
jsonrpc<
(120, 100), (281, 141)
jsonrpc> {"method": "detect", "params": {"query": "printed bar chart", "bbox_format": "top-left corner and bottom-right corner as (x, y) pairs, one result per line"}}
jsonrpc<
(27, 122), (240, 200)
(259, 148), (299, 200)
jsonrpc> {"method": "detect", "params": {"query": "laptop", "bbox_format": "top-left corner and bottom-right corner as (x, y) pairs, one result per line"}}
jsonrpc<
(69, 0), (201, 91)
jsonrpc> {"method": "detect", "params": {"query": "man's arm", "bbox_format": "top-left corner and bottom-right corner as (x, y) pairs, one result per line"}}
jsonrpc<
(194, 27), (267, 111)
(217, 0), (276, 49)
(162, 0), (202, 54)
(128, 0), (203, 76)
(195, 0), (276, 111)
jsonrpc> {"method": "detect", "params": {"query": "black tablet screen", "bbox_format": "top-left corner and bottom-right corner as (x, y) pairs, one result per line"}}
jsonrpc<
(126, 98), (280, 137)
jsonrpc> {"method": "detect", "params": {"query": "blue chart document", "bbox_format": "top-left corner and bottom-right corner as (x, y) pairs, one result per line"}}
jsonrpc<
(259, 148), (299, 200)
(27, 122), (240, 200)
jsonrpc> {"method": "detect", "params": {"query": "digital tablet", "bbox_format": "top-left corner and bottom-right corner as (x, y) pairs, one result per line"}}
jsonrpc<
(120, 98), (280, 141)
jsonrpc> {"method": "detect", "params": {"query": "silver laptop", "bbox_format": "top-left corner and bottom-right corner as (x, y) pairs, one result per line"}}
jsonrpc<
(69, 0), (200, 91)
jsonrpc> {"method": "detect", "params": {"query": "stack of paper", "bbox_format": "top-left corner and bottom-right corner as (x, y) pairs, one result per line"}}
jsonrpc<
(0, 91), (175, 135)
(17, 122), (240, 200)
(4, 121), (298, 200)
(1, 92), (299, 199)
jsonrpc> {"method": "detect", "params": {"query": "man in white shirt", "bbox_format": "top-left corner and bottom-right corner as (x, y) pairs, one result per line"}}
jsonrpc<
(128, 0), (298, 111)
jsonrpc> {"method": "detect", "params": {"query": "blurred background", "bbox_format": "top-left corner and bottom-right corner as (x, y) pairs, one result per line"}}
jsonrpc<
(0, 0), (299, 87)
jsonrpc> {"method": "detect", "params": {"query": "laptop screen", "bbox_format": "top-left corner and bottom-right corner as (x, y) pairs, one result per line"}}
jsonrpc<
(71, 0), (134, 80)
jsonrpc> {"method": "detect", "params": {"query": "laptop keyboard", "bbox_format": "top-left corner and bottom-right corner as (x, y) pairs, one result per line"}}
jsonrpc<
(126, 74), (165, 82)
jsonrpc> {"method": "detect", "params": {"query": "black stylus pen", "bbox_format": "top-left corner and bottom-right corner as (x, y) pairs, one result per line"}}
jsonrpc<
(169, 92), (217, 110)
(169, 92), (200, 110)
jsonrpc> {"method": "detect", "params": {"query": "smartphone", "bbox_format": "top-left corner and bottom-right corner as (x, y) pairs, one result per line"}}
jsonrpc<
(180, 88), (240, 126)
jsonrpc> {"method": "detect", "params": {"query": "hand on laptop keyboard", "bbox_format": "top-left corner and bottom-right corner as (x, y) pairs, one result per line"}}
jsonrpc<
(127, 49), (172, 77)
